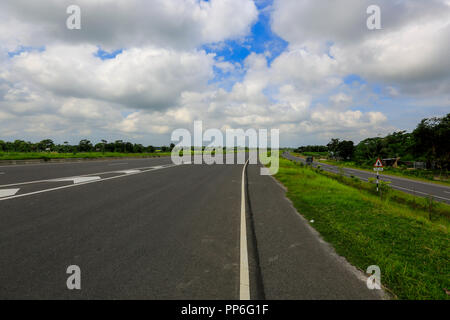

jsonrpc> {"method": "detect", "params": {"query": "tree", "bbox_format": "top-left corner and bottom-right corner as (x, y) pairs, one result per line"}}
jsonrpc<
(38, 139), (54, 152)
(133, 144), (144, 153)
(337, 140), (354, 160)
(114, 140), (124, 153)
(125, 142), (134, 153)
(78, 139), (93, 152)
(354, 137), (383, 163)
(327, 139), (354, 160)
(327, 138), (340, 158)
(101, 139), (107, 154)
(412, 114), (450, 169)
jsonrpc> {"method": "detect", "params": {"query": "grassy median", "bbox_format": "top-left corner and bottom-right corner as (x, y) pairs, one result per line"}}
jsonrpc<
(291, 152), (450, 186)
(275, 157), (449, 300)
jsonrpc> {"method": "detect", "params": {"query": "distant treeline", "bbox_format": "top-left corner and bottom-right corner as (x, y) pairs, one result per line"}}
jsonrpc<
(296, 113), (450, 170)
(0, 139), (254, 154)
(0, 139), (176, 154)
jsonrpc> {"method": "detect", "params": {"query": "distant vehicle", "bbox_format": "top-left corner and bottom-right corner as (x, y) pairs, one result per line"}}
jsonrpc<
(306, 156), (314, 165)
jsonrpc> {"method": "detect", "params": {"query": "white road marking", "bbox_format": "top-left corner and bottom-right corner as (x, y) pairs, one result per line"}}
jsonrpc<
(108, 163), (128, 166)
(240, 159), (250, 300)
(0, 172), (4, 174)
(53, 176), (101, 184)
(0, 165), (169, 188)
(0, 164), (178, 202)
(116, 170), (140, 174)
(391, 185), (450, 202)
(0, 188), (20, 198)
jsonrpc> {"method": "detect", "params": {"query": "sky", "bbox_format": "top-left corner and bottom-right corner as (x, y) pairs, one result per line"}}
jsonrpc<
(0, 0), (449, 147)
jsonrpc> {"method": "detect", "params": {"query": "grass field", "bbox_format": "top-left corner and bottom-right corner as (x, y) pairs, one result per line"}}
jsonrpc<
(275, 157), (449, 299)
(0, 152), (172, 161)
(0, 149), (246, 161)
(292, 152), (450, 186)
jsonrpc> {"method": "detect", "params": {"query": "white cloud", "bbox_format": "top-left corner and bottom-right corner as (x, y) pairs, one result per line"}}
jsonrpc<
(272, 0), (450, 94)
(5, 45), (215, 111)
(0, 0), (447, 146)
(0, 0), (258, 50)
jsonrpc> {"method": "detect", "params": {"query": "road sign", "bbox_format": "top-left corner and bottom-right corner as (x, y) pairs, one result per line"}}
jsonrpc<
(373, 158), (384, 192)
(373, 158), (383, 168)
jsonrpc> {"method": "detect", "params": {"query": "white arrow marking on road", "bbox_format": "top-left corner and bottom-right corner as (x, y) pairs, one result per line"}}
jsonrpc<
(0, 165), (178, 202)
(0, 188), (20, 198)
(54, 176), (101, 184)
(116, 170), (140, 174)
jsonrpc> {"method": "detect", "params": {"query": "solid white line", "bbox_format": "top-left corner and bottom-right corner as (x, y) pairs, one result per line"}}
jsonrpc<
(391, 185), (450, 201)
(0, 164), (177, 202)
(240, 159), (250, 300)
(108, 163), (128, 166)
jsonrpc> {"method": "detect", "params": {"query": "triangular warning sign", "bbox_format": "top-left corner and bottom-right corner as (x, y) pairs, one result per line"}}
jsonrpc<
(374, 158), (383, 167)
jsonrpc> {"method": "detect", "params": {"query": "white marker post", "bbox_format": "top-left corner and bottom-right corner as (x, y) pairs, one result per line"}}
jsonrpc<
(373, 158), (384, 192)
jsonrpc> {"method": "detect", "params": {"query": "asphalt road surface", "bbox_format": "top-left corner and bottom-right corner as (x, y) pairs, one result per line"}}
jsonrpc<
(0, 155), (385, 299)
(283, 152), (450, 204)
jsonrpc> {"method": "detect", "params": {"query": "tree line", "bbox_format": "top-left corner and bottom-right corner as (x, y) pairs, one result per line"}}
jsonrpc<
(296, 113), (450, 170)
(0, 139), (175, 154)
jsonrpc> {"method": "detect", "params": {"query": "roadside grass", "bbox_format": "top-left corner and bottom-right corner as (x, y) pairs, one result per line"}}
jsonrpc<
(319, 166), (450, 227)
(275, 157), (450, 300)
(0, 151), (172, 161)
(291, 152), (450, 186)
(0, 149), (242, 161)
(299, 151), (329, 158)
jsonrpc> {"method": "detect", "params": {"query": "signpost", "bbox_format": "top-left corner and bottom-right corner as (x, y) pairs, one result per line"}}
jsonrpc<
(373, 158), (384, 192)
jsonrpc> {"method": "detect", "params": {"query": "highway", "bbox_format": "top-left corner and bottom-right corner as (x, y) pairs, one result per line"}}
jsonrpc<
(0, 156), (385, 299)
(283, 153), (450, 204)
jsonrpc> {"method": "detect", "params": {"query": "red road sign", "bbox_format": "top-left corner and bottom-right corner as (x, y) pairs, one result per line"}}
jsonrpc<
(374, 158), (383, 168)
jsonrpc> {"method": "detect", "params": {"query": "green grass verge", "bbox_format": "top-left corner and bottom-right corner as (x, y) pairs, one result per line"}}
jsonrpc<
(275, 157), (449, 299)
(292, 152), (450, 186)
(0, 152), (172, 161)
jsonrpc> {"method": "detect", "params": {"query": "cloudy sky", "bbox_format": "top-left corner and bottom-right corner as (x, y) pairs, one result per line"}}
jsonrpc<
(0, 0), (449, 147)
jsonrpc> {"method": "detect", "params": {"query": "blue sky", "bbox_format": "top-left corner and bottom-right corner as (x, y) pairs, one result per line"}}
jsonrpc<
(203, 0), (287, 67)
